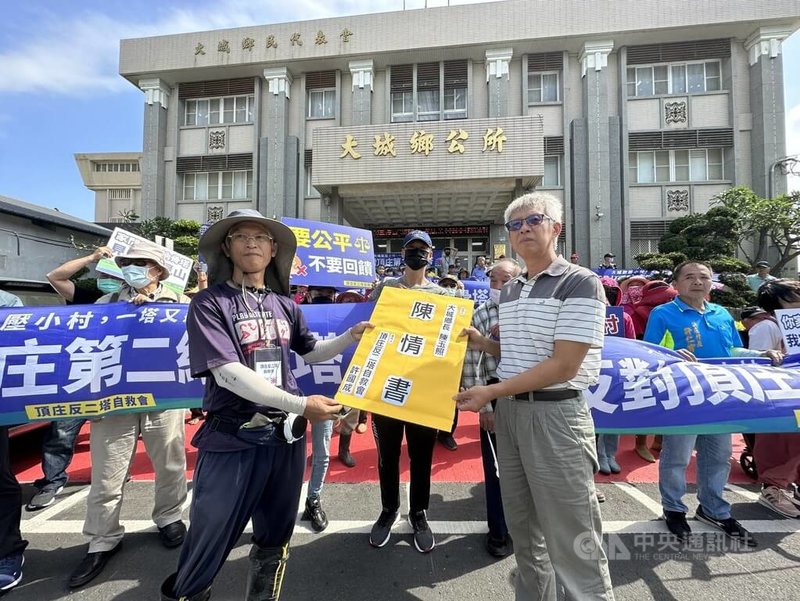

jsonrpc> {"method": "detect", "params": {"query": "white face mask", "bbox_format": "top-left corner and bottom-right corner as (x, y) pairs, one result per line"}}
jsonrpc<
(489, 288), (501, 304)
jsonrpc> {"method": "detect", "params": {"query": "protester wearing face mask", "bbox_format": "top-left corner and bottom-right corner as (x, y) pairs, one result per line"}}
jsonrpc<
(366, 230), (454, 554)
(26, 248), (124, 514)
(69, 245), (191, 589)
(307, 286), (336, 304)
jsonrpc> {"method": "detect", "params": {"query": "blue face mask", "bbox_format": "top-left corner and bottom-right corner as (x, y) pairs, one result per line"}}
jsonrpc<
(121, 265), (153, 289)
(97, 278), (122, 294)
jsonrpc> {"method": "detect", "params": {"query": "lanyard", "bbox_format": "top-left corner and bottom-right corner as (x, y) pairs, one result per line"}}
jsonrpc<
(238, 282), (279, 347)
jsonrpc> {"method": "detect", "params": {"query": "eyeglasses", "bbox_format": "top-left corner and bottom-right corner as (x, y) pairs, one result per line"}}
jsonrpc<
(504, 213), (553, 232)
(227, 233), (274, 245)
(439, 281), (458, 289)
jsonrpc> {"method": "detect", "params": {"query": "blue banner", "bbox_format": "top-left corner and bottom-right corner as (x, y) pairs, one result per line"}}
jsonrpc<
(2, 305), (800, 434)
(288, 303), (373, 397)
(589, 337), (800, 434)
(283, 217), (375, 289)
(593, 268), (655, 278)
(460, 280), (491, 306)
(0, 303), (203, 426)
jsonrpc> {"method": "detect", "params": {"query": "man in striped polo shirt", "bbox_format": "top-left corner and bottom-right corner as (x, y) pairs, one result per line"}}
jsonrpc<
(455, 192), (614, 601)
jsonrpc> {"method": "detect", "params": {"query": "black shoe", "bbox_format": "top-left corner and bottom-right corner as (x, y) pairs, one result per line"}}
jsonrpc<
(486, 533), (513, 558)
(695, 506), (757, 548)
(408, 510), (435, 553)
(158, 521), (187, 548)
(338, 433), (356, 468)
(302, 496), (329, 532)
(663, 510), (691, 541)
(437, 432), (458, 451)
(369, 509), (399, 548)
(68, 544), (122, 588)
(160, 572), (211, 601)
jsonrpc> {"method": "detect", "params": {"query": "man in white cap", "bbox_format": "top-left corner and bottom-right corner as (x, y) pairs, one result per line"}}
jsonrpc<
(70, 244), (191, 588)
(160, 209), (372, 601)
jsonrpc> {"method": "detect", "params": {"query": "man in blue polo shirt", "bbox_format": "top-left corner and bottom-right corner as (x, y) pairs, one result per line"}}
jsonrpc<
(644, 261), (782, 546)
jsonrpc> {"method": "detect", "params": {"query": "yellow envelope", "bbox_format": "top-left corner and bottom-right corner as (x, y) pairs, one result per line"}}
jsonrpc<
(336, 286), (474, 430)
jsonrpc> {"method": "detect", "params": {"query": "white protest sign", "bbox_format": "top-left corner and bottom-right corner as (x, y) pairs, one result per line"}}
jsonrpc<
(96, 228), (193, 294)
(775, 308), (800, 354)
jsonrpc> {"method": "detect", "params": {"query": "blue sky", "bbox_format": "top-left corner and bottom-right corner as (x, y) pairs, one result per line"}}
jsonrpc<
(1, 0), (798, 223)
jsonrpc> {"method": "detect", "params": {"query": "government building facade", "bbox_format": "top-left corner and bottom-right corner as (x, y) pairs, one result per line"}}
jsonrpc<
(117, 0), (800, 268)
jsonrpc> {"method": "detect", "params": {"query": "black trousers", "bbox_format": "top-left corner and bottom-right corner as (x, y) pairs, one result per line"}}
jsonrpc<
(173, 433), (305, 598)
(0, 426), (27, 559)
(372, 414), (437, 514)
(479, 409), (509, 539)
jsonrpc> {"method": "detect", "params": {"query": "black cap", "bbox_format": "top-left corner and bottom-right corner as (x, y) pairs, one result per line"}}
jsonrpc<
(604, 253), (615, 259)
(741, 307), (767, 319)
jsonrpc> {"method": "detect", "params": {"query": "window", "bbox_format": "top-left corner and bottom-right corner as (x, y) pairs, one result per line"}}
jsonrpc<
(542, 156), (561, 187)
(307, 89), (335, 119)
(417, 90), (440, 121)
(184, 95), (254, 126)
(108, 189), (132, 200)
(390, 60), (468, 123)
(528, 72), (559, 103)
(305, 168), (319, 198)
(629, 149), (724, 183)
(626, 60), (721, 97)
(180, 170), (253, 201)
(443, 88), (466, 119)
(391, 91), (414, 122)
(93, 162), (139, 172)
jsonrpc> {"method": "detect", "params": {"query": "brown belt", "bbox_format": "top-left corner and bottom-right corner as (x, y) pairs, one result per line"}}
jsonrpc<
(514, 389), (580, 402)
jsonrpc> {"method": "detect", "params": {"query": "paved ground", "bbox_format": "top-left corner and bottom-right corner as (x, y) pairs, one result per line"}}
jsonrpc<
(8, 479), (800, 601)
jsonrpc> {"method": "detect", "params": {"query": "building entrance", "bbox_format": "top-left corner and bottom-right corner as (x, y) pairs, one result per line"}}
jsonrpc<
(373, 225), (490, 276)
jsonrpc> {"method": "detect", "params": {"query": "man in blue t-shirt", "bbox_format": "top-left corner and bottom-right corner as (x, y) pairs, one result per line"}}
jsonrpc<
(644, 261), (782, 547)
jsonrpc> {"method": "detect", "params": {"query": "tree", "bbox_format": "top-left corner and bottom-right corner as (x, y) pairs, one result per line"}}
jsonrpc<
(634, 207), (754, 307)
(117, 208), (140, 223)
(712, 186), (800, 275)
(135, 217), (201, 258)
(656, 206), (739, 260)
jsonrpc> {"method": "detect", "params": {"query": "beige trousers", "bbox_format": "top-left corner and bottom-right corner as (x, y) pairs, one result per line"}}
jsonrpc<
(495, 396), (615, 601)
(83, 409), (187, 552)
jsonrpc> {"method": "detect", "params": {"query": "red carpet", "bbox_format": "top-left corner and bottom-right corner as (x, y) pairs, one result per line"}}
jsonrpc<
(12, 413), (753, 485)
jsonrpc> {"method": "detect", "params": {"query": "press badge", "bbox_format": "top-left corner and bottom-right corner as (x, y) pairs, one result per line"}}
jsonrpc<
(252, 347), (283, 387)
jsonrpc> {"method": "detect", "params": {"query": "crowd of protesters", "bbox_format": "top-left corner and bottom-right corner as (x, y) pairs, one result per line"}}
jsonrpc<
(1, 196), (798, 600)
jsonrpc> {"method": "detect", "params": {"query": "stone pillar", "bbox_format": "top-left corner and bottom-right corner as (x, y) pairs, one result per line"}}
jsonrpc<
(489, 224), (510, 261)
(260, 67), (293, 218)
(138, 78), (170, 220)
(349, 59), (374, 126)
(485, 49), (513, 118)
(745, 27), (791, 198)
(578, 40), (614, 267)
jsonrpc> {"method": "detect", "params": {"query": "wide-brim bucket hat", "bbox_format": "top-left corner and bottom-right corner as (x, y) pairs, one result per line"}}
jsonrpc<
(114, 244), (170, 281)
(199, 209), (297, 296)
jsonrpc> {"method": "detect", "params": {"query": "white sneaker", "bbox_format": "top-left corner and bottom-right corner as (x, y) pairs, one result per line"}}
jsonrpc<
(790, 484), (800, 509)
(758, 486), (800, 518)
